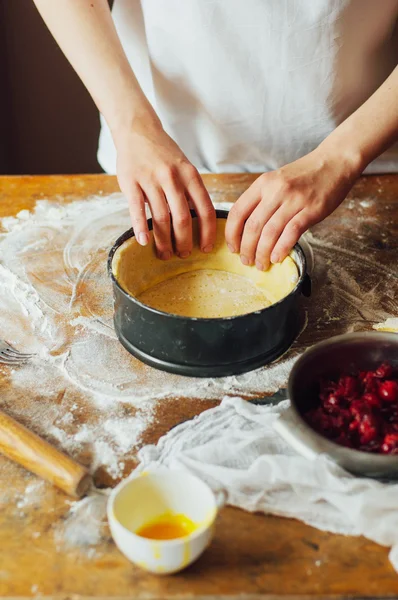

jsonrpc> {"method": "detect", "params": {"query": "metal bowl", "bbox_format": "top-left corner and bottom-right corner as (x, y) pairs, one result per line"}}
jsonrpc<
(108, 210), (310, 378)
(274, 332), (398, 479)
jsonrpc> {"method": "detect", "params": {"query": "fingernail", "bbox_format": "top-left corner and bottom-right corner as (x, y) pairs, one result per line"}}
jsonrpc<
(227, 244), (235, 253)
(138, 232), (149, 246)
(202, 244), (214, 253)
(240, 255), (250, 266)
(159, 251), (172, 260)
(270, 252), (279, 264)
(255, 261), (264, 271)
(179, 251), (191, 259)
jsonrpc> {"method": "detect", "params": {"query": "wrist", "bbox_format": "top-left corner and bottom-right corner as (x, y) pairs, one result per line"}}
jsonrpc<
(98, 76), (163, 146)
(110, 106), (163, 147)
(318, 125), (368, 179)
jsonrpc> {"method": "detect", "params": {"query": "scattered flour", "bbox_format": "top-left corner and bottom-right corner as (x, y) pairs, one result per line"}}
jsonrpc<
(359, 197), (375, 208)
(0, 192), (396, 553)
(54, 489), (109, 550)
(15, 480), (47, 512)
(0, 194), (308, 553)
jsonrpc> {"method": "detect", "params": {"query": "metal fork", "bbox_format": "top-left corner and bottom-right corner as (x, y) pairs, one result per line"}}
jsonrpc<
(0, 340), (34, 365)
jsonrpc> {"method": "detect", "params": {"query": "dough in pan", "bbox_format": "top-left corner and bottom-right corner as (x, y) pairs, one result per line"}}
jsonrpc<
(112, 219), (299, 318)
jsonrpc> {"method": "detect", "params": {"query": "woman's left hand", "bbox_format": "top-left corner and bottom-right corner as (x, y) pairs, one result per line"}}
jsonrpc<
(225, 147), (362, 270)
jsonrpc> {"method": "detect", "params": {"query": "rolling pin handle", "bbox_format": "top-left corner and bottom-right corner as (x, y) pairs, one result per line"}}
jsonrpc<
(0, 410), (93, 497)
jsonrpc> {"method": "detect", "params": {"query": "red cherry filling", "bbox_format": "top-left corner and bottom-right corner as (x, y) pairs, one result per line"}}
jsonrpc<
(379, 380), (398, 403)
(381, 433), (398, 454)
(304, 362), (398, 454)
(375, 363), (393, 379)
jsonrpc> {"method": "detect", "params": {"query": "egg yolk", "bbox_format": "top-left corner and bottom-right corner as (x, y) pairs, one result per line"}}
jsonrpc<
(135, 513), (197, 540)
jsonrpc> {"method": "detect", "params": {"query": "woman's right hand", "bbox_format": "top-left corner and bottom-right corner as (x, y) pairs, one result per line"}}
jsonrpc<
(31, 0), (215, 259)
(116, 120), (216, 260)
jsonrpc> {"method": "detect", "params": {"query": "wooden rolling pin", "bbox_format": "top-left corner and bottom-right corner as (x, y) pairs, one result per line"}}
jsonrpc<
(0, 409), (92, 497)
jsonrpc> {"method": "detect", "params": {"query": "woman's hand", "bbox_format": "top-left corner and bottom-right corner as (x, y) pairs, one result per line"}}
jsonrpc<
(31, 0), (216, 259)
(225, 146), (362, 270)
(116, 121), (216, 260)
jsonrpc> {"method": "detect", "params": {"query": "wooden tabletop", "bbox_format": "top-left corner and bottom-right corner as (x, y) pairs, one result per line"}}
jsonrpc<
(0, 173), (398, 599)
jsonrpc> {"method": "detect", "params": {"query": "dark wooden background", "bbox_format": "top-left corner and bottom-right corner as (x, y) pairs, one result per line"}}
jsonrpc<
(0, 0), (110, 175)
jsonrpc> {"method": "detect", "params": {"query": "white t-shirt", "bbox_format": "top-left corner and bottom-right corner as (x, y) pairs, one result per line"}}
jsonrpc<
(98, 0), (398, 175)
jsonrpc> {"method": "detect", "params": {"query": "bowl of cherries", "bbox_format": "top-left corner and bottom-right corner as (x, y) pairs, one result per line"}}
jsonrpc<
(273, 332), (398, 479)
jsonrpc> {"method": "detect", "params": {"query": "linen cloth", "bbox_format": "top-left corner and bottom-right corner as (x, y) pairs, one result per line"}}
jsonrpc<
(137, 397), (398, 572)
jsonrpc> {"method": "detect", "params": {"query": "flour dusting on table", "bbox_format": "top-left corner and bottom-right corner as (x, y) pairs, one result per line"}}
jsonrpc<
(55, 489), (109, 550)
(0, 192), (397, 552)
(0, 195), (302, 482)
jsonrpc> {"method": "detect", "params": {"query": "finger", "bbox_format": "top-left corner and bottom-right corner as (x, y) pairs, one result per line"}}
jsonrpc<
(145, 185), (173, 260)
(239, 200), (280, 266)
(126, 184), (149, 246)
(225, 184), (260, 253)
(255, 205), (299, 271)
(163, 178), (193, 257)
(184, 168), (216, 253)
(270, 210), (314, 264)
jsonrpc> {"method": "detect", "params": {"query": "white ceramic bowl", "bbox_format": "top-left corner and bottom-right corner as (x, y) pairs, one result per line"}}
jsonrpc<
(107, 470), (226, 574)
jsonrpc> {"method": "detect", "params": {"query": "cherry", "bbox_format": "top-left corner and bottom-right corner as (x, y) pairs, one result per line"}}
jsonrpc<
(358, 412), (380, 445)
(375, 363), (393, 379)
(330, 410), (351, 431)
(350, 400), (365, 420)
(362, 393), (382, 409)
(381, 433), (398, 454)
(338, 375), (359, 399)
(360, 371), (379, 394)
(323, 393), (342, 413)
(379, 380), (398, 403)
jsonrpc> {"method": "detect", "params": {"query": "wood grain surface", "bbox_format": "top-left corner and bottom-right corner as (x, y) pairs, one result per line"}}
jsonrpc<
(0, 174), (397, 599)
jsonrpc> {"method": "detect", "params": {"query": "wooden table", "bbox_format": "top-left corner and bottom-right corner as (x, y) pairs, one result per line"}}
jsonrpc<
(0, 174), (397, 599)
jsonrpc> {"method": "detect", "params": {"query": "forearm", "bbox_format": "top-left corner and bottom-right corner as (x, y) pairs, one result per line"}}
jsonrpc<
(320, 66), (398, 172)
(32, 0), (160, 140)
(227, 69), (398, 267)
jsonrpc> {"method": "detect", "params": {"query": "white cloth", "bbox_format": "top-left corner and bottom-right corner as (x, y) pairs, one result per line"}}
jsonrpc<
(99, 0), (398, 175)
(137, 397), (398, 573)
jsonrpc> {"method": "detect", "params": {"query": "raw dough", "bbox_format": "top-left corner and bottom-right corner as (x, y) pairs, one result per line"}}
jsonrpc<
(138, 269), (272, 318)
(112, 219), (299, 318)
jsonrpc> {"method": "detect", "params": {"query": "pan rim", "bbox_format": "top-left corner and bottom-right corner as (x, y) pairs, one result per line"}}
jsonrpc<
(107, 209), (308, 323)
